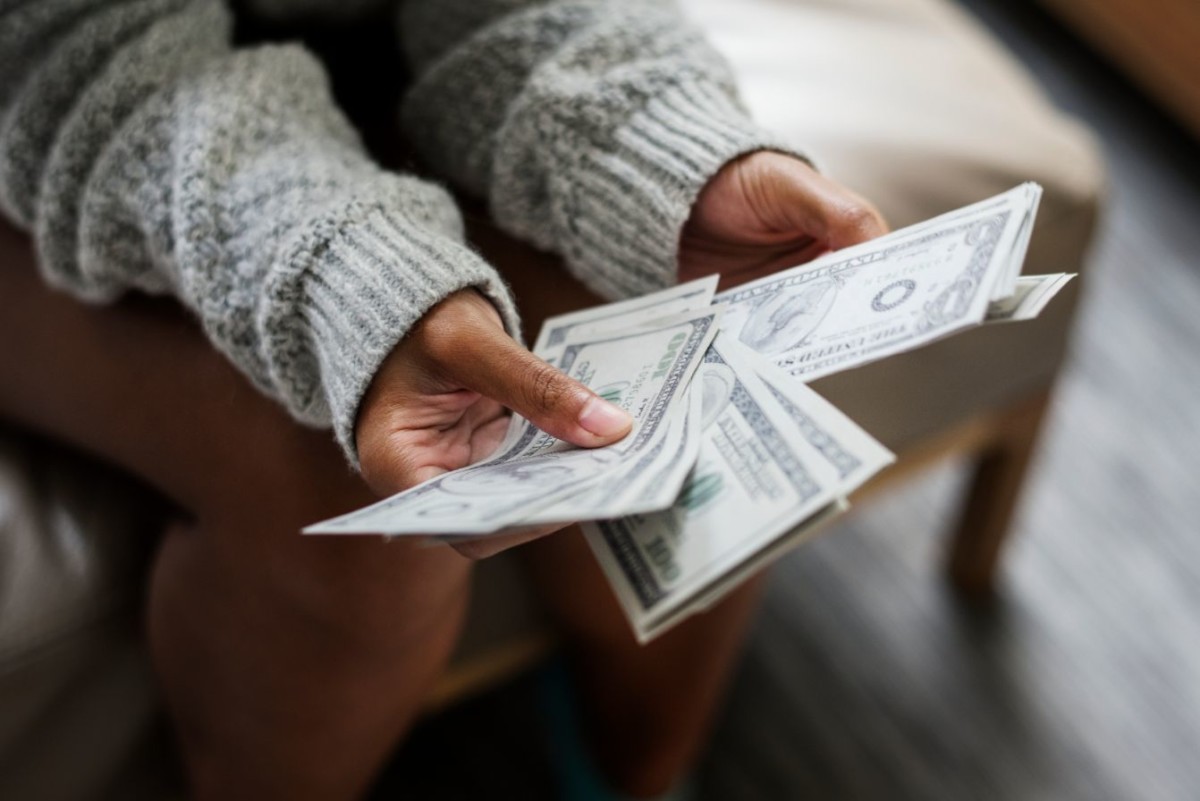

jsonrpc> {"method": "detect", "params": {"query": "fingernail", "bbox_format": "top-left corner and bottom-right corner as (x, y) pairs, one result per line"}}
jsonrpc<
(577, 396), (633, 438)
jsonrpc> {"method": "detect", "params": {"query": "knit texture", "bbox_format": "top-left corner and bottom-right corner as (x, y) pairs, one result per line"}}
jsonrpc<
(0, 0), (802, 464)
(400, 0), (802, 300)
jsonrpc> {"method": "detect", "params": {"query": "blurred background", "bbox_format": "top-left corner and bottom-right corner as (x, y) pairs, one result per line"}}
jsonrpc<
(374, 0), (1200, 797)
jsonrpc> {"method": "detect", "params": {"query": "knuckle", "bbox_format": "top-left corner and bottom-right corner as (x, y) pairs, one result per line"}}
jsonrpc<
(414, 293), (493, 368)
(525, 360), (572, 414)
(419, 313), (467, 365)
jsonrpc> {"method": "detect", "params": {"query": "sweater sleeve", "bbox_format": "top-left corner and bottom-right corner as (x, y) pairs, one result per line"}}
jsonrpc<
(397, 0), (804, 301)
(0, 0), (520, 462)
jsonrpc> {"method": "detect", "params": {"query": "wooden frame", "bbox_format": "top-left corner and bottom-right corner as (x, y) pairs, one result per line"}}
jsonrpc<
(1036, 0), (1200, 140)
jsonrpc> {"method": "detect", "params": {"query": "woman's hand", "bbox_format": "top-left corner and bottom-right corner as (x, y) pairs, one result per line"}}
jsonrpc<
(354, 289), (632, 559)
(355, 154), (883, 559)
(680, 151), (888, 288)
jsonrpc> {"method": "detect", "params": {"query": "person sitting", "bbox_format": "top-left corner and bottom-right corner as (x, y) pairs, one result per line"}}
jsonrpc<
(0, 0), (886, 797)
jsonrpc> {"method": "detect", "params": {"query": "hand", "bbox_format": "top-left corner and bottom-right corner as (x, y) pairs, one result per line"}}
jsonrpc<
(354, 289), (633, 559)
(679, 151), (888, 289)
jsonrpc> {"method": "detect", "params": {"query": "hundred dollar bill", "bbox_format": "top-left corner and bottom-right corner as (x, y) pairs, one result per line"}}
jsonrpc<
(714, 184), (1044, 383)
(752, 375), (894, 488)
(985, 273), (1076, 323)
(305, 305), (721, 536)
(596, 345), (896, 642)
(583, 334), (870, 641)
(631, 499), (849, 643)
(609, 388), (706, 515)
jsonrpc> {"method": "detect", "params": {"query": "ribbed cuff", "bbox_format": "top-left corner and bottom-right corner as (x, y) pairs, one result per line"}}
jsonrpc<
(299, 203), (520, 466)
(559, 81), (810, 300)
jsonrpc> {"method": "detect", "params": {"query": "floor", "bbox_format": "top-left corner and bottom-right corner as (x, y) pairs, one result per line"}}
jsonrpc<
(378, 2), (1200, 798)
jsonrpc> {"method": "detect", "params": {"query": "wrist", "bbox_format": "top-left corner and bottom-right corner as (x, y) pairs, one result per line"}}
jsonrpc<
(293, 203), (519, 468)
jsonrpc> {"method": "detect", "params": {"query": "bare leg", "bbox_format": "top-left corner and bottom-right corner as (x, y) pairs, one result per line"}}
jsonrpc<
(521, 529), (766, 798)
(0, 227), (471, 800)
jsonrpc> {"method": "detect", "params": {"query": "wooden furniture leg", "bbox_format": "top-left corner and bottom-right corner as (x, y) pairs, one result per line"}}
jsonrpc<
(946, 389), (1054, 595)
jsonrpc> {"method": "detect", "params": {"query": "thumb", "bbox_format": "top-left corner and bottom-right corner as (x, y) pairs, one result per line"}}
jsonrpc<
(443, 328), (633, 448)
(756, 158), (889, 249)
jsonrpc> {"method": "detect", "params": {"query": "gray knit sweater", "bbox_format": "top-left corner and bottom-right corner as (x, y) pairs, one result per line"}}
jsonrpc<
(0, 0), (792, 461)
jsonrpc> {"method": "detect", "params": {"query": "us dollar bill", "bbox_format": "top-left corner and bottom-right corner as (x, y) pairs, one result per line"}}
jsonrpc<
(888, 183), (1041, 301)
(303, 184), (1069, 629)
(515, 388), (704, 526)
(597, 353), (897, 643)
(713, 183), (1048, 382)
(582, 334), (892, 642)
(992, 182), (1043, 300)
(534, 276), (719, 360)
(497, 278), (719, 524)
(473, 274), (717, 494)
(305, 305), (721, 536)
(631, 499), (849, 643)
(985, 273), (1076, 323)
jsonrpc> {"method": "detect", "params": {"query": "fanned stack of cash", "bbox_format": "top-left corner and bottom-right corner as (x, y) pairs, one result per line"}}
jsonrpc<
(307, 183), (1074, 641)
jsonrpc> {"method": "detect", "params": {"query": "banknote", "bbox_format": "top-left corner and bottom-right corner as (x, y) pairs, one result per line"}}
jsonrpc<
(305, 305), (721, 536)
(583, 334), (890, 641)
(494, 278), (720, 524)
(714, 183), (1046, 382)
(991, 182), (1043, 300)
(610, 388), (706, 515)
(304, 184), (1070, 640)
(896, 183), (1041, 301)
(440, 395), (702, 546)
(755, 376), (894, 488)
(533, 276), (719, 360)
(629, 499), (849, 643)
(513, 388), (703, 526)
(986, 273), (1076, 323)
(469, 275), (720, 483)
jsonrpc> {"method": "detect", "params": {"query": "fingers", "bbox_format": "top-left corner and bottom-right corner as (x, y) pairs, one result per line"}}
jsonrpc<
(755, 156), (890, 249)
(420, 292), (632, 448)
(454, 335), (632, 447)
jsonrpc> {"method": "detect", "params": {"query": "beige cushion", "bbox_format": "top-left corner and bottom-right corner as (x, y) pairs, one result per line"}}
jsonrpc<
(676, 0), (1104, 451)
(0, 0), (1105, 797)
(683, 0), (1103, 227)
